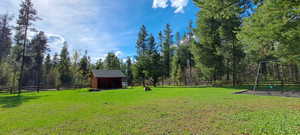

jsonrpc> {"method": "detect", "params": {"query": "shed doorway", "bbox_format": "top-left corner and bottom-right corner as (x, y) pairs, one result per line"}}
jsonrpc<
(98, 78), (122, 89)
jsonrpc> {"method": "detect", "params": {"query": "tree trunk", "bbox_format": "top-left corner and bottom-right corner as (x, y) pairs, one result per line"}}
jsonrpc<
(275, 64), (280, 81)
(18, 11), (29, 95)
(37, 68), (40, 93)
(226, 60), (230, 81)
(294, 64), (299, 82)
(232, 35), (237, 87)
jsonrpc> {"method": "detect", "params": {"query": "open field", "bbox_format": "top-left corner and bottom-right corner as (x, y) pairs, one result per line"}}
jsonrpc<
(1, 87), (300, 135)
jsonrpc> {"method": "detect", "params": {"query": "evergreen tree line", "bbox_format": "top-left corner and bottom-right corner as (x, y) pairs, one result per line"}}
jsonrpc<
(1, 0), (299, 92)
(132, 0), (300, 87)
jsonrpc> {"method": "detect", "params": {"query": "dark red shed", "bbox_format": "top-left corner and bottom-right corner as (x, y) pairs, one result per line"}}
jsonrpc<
(91, 70), (126, 89)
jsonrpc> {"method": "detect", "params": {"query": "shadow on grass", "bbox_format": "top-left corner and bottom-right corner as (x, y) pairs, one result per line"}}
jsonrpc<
(0, 95), (42, 108)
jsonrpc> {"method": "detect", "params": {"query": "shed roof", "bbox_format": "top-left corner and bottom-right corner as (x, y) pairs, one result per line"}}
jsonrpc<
(92, 70), (126, 78)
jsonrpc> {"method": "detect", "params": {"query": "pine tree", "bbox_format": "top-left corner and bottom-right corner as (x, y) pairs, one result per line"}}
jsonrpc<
(146, 34), (162, 87)
(175, 32), (181, 46)
(44, 53), (51, 88)
(104, 52), (120, 70)
(191, 3), (224, 81)
(52, 53), (59, 67)
(95, 59), (104, 70)
(79, 51), (89, 87)
(172, 44), (190, 85)
(45, 54), (51, 74)
(125, 57), (133, 86)
(59, 42), (72, 87)
(136, 25), (148, 56)
(134, 25), (149, 86)
(238, 0), (300, 64)
(0, 14), (13, 62)
(162, 24), (173, 79)
(15, 0), (39, 94)
(31, 31), (48, 92)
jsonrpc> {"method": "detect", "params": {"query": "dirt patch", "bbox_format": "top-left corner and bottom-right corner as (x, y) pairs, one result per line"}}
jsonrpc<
(235, 90), (300, 98)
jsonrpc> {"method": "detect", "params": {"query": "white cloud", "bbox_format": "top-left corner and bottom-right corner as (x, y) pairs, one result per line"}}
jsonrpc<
(152, 0), (189, 13)
(171, 0), (189, 13)
(0, 0), (126, 61)
(45, 33), (65, 53)
(153, 0), (169, 8)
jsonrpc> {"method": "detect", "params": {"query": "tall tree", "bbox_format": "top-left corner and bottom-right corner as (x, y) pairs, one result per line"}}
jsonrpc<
(191, 7), (224, 81)
(146, 34), (162, 86)
(125, 57), (133, 86)
(134, 32), (162, 87)
(136, 25), (148, 56)
(172, 44), (190, 85)
(59, 42), (72, 87)
(104, 52), (121, 70)
(71, 50), (81, 87)
(0, 14), (12, 62)
(47, 53), (60, 89)
(219, 16), (245, 86)
(238, 0), (300, 64)
(187, 20), (194, 39)
(52, 53), (59, 67)
(15, 0), (39, 94)
(95, 59), (104, 70)
(31, 31), (48, 92)
(134, 25), (149, 86)
(162, 24), (173, 79)
(192, 0), (251, 82)
(175, 32), (181, 46)
(44, 54), (52, 75)
(44, 53), (51, 88)
(79, 51), (89, 87)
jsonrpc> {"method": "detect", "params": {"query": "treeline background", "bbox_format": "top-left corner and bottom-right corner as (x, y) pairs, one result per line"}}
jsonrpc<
(0, 0), (299, 93)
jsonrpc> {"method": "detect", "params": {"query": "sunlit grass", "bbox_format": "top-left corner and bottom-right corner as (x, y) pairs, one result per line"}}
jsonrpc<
(0, 87), (300, 134)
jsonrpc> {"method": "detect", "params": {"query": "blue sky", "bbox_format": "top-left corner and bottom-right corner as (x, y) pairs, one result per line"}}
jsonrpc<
(0, 0), (199, 62)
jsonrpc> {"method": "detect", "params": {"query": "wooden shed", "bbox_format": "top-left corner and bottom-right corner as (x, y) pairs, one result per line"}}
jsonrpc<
(91, 70), (126, 89)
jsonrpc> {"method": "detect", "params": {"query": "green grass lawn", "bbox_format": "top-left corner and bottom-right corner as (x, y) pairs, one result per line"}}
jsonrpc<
(1, 87), (300, 135)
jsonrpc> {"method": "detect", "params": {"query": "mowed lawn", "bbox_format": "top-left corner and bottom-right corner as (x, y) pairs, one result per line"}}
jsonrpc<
(1, 87), (300, 135)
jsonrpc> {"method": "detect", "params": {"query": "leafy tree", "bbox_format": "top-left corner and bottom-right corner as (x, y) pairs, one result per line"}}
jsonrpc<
(172, 44), (190, 85)
(192, 0), (252, 82)
(238, 0), (300, 64)
(58, 42), (72, 87)
(79, 51), (89, 87)
(104, 52), (120, 70)
(15, 0), (39, 94)
(70, 50), (81, 87)
(95, 59), (104, 70)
